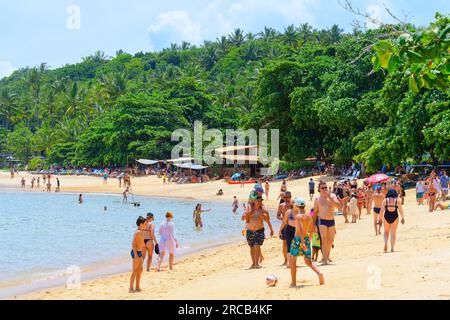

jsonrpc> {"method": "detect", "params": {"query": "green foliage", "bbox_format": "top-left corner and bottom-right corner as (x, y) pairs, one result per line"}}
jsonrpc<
(0, 14), (448, 173)
(28, 156), (45, 171)
(6, 123), (34, 163)
(372, 13), (450, 93)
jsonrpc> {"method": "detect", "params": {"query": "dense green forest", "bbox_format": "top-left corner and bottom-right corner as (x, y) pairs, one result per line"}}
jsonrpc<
(0, 13), (448, 172)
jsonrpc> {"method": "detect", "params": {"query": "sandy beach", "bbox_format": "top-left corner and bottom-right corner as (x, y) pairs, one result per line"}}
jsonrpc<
(1, 171), (450, 300)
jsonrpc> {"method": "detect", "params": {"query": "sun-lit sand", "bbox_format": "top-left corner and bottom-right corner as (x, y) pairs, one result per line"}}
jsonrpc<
(1, 171), (450, 300)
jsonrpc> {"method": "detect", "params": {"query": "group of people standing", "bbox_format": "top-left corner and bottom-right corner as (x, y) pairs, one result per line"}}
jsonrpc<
(129, 211), (179, 293)
(416, 170), (449, 212)
(19, 174), (60, 192)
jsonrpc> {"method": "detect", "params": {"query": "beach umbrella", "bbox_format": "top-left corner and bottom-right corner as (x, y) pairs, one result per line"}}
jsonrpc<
(366, 174), (390, 184)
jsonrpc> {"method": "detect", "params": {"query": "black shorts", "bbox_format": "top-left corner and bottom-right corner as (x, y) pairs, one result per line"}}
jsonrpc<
(246, 229), (265, 247)
(285, 225), (296, 252)
(309, 189), (315, 195)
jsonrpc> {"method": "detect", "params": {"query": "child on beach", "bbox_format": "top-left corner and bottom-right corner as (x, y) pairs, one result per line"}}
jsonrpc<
(129, 216), (146, 293)
(349, 193), (358, 223)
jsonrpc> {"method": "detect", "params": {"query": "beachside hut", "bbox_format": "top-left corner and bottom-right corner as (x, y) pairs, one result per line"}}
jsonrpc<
(215, 145), (260, 177)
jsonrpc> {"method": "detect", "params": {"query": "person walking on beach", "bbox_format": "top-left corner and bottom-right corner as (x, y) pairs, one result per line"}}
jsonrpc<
(440, 171), (449, 201)
(416, 178), (425, 205)
(21, 177), (26, 188)
(46, 180), (51, 192)
(37, 176), (40, 188)
(232, 196), (239, 213)
(123, 187), (129, 203)
(313, 181), (339, 265)
(264, 181), (270, 199)
(242, 194), (274, 269)
(55, 178), (60, 192)
(309, 178), (315, 202)
(380, 189), (405, 252)
(156, 212), (179, 272)
(103, 172), (108, 184)
(78, 194), (83, 204)
(10, 168), (14, 179)
(193, 204), (211, 229)
(129, 216), (146, 293)
(281, 180), (287, 193)
(31, 177), (35, 189)
(349, 193), (358, 223)
(426, 180), (437, 213)
(365, 184), (374, 215)
(372, 187), (385, 236)
(142, 213), (157, 272)
(357, 188), (365, 220)
(289, 198), (325, 288)
(277, 191), (293, 266)
(278, 193), (298, 268)
(118, 173), (123, 188)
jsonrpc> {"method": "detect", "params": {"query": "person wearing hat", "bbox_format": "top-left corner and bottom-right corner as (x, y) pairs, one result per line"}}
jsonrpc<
(242, 192), (274, 269)
(289, 197), (324, 288)
(372, 186), (385, 236)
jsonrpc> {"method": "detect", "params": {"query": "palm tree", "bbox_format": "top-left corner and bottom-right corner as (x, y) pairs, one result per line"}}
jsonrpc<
(282, 24), (299, 47)
(25, 67), (42, 127)
(243, 42), (261, 61)
(329, 24), (344, 43)
(180, 41), (191, 51)
(261, 26), (277, 40)
(229, 28), (246, 47)
(100, 72), (128, 100)
(200, 47), (219, 70)
(0, 88), (19, 131)
(216, 36), (229, 54)
(64, 81), (86, 117)
(298, 23), (314, 43)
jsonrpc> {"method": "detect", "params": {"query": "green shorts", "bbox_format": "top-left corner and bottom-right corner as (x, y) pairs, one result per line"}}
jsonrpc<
(290, 236), (312, 260)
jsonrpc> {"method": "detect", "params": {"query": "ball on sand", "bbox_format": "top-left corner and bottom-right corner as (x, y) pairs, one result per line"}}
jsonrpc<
(266, 275), (278, 287)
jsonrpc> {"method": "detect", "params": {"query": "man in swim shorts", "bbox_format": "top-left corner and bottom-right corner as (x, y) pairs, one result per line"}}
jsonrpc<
(313, 181), (339, 265)
(372, 186), (385, 236)
(242, 194), (274, 269)
(277, 191), (292, 266)
(290, 197), (324, 288)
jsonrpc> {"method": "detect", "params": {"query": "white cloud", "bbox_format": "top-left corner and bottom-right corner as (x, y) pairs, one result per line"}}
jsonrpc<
(147, 0), (318, 49)
(0, 61), (15, 79)
(147, 11), (203, 49)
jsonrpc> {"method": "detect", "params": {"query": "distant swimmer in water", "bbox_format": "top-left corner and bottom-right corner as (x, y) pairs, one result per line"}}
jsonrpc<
(78, 194), (83, 204)
(193, 204), (212, 229)
(216, 189), (224, 196)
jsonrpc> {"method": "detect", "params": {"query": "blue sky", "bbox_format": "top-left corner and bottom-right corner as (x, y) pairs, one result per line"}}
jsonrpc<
(0, 0), (448, 78)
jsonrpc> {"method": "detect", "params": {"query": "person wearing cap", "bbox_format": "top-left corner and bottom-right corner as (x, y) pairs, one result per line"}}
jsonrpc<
(242, 193), (274, 269)
(142, 213), (158, 272)
(313, 181), (340, 265)
(289, 198), (324, 288)
(277, 191), (293, 266)
(372, 186), (385, 236)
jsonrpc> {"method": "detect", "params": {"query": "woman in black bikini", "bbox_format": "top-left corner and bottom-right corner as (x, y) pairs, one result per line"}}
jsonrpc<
(380, 189), (405, 253)
(427, 181), (437, 213)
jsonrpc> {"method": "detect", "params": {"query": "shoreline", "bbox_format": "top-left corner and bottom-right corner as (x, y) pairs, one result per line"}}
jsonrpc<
(2, 172), (450, 300)
(1, 237), (246, 300)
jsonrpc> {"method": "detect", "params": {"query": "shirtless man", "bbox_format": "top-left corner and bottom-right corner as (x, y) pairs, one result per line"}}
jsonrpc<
(372, 186), (385, 236)
(129, 216), (146, 292)
(277, 191), (293, 266)
(290, 198), (325, 288)
(242, 195), (274, 269)
(313, 181), (339, 265)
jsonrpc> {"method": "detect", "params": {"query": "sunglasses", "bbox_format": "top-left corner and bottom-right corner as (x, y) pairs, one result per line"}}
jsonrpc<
(320, 187), (328, 190)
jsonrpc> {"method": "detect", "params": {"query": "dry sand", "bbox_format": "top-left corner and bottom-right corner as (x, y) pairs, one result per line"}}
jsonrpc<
(1, 171), (450, 300)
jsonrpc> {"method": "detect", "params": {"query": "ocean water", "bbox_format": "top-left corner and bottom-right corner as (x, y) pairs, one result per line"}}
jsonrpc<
(0, 191), (259, 292)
